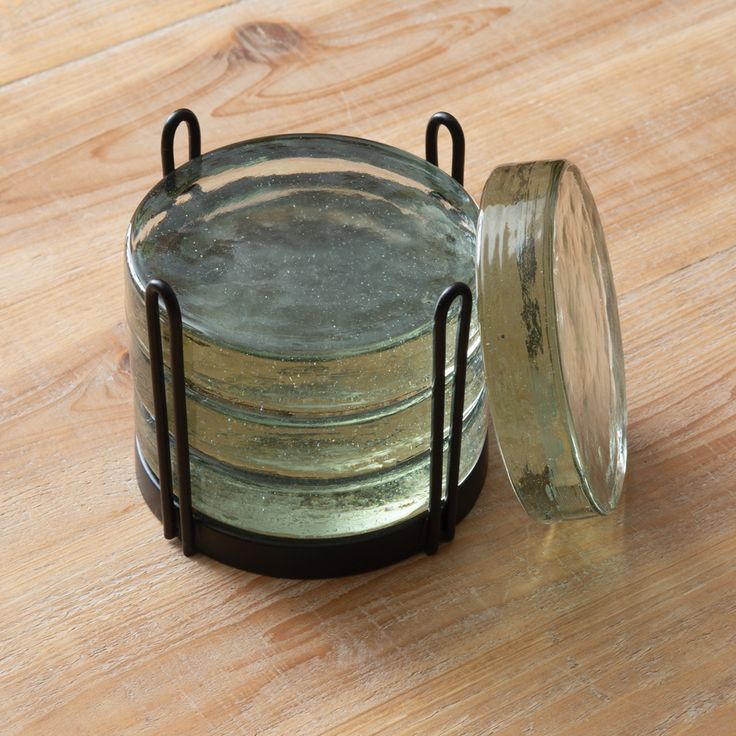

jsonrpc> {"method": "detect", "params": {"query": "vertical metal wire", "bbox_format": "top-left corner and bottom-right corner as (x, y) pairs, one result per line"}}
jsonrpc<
(145, 279), (195, 556)
(426, 282), (472, 554)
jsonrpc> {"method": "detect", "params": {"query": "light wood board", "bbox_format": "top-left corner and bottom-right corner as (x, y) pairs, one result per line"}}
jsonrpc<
(1, 1), (735, 734)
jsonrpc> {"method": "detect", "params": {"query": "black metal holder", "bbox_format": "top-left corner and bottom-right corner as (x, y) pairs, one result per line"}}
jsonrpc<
(137, 109), (488, 578)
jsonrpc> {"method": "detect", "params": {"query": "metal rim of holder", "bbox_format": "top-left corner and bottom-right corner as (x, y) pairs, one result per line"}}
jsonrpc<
(137, 108), (488, 578)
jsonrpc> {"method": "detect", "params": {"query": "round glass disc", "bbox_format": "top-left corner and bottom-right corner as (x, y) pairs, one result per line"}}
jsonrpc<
(476, 160), (626, 521)
(127, 134), (477, 360)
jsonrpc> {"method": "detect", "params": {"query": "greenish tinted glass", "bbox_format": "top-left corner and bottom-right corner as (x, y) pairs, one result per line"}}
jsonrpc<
(126, 135), (488, 538)
(476, 160), (626, 521)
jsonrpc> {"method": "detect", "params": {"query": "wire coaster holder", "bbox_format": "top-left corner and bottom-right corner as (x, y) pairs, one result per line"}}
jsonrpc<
(135, 108), (488, 578)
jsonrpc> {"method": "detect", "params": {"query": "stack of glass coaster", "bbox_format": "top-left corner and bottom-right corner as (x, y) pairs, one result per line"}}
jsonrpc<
(126, 136), (488, 539)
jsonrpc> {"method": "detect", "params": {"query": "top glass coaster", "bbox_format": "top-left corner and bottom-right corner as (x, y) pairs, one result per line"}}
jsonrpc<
(126, 135), (479, 414)
(476, 160), (627, 520)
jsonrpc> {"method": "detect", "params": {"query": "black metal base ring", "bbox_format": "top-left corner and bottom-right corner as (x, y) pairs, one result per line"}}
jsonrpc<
(135, 438), (488, 579)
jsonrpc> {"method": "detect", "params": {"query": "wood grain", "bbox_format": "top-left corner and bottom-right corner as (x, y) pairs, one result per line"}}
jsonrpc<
(1, 1), (735, 734)
(0, 0), (235, 85)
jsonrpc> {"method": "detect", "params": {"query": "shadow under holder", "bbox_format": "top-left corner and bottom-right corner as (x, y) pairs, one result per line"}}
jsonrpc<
(135, 108), (489, 578)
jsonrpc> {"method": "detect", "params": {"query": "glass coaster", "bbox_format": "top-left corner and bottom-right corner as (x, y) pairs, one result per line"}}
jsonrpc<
(126, 135), (481, 413)
(130, 338), (486, 479)
(135, 390), (487, 538)
(476, 160), (626, 521)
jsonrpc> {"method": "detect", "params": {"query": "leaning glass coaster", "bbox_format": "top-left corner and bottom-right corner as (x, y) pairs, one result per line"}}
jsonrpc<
(126, 135), (488, 538)
(476, 160), (627, 521)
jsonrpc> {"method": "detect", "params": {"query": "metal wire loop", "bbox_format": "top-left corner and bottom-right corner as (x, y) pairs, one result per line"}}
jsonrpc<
(145, 279), (195, 556)
(425, 111), (466, 185)
(426, 281), (472, 554)
(160, 108), (202, 177)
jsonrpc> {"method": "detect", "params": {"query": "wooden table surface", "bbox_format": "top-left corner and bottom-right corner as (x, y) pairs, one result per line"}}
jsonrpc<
(2, 1), (735, 734)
